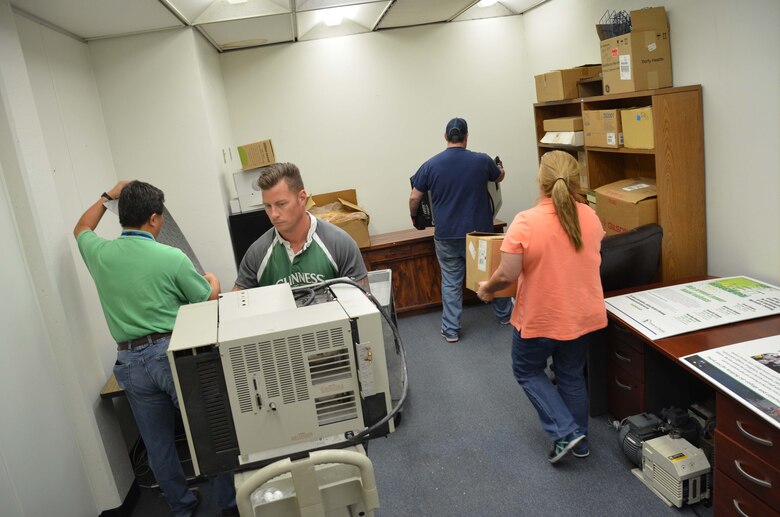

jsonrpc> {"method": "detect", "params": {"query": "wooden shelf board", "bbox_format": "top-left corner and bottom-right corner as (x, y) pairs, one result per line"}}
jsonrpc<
(586, 146), (655, 155)
(539, 143), (584, 151)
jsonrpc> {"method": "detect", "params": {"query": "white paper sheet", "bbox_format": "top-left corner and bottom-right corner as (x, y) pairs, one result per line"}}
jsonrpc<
(681, 335), (780, 430)
(605, 276), (780, 340)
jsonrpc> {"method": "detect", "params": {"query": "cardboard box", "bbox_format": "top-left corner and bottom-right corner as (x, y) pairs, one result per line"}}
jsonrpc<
(465, 233), (517, 298)
(600, 7), (672, 95)
(237, 139), (276, 170)
(583, 109), (623, 148)
(594, 178), (657, 235)
(621, 107), (655, 149)
(540, 131), (584, 146)
(534, 65), (601, 103)
(306, 189), (370, 248)
(543, 116), (583, 132)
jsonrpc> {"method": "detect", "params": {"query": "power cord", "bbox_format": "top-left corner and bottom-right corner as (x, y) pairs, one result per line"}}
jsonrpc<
(291, 277), (409, 444)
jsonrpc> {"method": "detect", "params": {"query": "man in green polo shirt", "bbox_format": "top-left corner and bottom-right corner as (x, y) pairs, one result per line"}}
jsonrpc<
(233, 162), (367, 291)
(75, 180), (235, 517)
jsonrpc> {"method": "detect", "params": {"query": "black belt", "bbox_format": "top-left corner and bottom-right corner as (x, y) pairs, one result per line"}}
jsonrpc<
(117, 332), (172, 351)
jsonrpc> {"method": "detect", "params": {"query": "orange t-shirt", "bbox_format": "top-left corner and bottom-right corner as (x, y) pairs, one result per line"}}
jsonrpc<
(501, 198), (607, 340)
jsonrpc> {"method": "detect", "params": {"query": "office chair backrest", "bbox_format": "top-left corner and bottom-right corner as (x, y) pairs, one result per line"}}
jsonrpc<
(600, 223), (663, 293)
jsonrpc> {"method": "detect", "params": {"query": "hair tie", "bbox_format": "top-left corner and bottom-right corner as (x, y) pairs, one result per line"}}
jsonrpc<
(554, 177), (566, 184)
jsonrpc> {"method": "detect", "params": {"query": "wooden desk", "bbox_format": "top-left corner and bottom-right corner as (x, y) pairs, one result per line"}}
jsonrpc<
(101, 373), (123, 399)
(604, 279), (780, 515)
(361, 221), (506, 315)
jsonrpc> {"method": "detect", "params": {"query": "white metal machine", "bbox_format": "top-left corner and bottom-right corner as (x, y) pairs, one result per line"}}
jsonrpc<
(167, 281), (396, 479)
(632, 434), (711, 508)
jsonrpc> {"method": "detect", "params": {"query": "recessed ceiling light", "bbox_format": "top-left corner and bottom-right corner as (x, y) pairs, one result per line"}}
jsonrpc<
(323, 13), (343, 27)
(225, 0), (248, 5)
(478, 0), (499, 7)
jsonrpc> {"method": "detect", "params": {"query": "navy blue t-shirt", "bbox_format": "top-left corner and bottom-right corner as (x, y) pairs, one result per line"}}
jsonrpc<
(412, 147), (501, 240)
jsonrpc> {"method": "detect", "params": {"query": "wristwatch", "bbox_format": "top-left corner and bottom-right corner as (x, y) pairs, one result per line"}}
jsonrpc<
(101, 192), (113, 201)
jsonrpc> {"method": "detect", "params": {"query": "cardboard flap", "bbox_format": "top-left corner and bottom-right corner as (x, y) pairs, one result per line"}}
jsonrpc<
(337, 197), (370, 223)
(630, 7), (668, 32)
(306, 188), (358, 208)
(596, 178), (657, 204)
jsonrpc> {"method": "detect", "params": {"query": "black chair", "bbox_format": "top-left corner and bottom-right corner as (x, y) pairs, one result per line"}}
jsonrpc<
(588, 224), (663, 416)
(599, 223), (663, 293)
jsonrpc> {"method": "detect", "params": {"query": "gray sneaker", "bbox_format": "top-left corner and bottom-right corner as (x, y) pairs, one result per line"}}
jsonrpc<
(573, 439), (590, 458)
(549, 430), (585, 464)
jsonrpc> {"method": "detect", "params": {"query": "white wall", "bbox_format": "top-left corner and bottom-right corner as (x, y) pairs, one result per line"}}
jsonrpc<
(0, 3), (133, 514)
(88, 29), (237, 288)
(523, 0), (780, 283)
(220, 15), (536, 235)
(1, 1), (779, 514)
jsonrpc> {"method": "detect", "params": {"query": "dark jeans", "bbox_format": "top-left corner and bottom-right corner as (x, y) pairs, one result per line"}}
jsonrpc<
(114, 336), (235, 515)
(511, 328), (591, 441)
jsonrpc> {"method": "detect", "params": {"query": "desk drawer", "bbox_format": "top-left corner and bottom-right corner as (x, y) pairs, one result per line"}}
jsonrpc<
(715, 430), (780, 509)
(608, 323), (645, 379)
(714, 468), (780, 517)
(607, 366), (645, 420)
(717, 393), (780, 466)
(608, 342), (644, 380)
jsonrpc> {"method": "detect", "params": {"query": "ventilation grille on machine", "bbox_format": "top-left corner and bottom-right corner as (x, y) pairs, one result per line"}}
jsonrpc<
(195, 359), (237, 452)
(652, 463), (683, 499)
(309, 349), (352, 385)
(315, 391), (359, 426)
(229, 325), (347, 413)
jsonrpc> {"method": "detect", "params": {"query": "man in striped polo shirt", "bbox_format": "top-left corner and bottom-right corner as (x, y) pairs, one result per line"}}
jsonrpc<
(233, 163), (367, 291)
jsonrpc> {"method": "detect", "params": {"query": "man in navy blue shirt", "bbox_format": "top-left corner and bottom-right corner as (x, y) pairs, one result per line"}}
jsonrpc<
(409, 117), (512, 342)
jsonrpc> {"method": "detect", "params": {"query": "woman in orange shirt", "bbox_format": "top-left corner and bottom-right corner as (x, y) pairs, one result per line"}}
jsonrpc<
(478, 151), (606, 464)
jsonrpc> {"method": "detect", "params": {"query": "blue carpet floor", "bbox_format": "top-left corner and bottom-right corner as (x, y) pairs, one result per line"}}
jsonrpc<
(365, 303), (713, 517)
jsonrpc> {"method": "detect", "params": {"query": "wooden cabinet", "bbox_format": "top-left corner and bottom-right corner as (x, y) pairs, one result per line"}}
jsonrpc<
(361, 222), (506, 315)
(606, 323), (646, 420)
(715, 393), (780, 515)
(533, 85), (706, 282)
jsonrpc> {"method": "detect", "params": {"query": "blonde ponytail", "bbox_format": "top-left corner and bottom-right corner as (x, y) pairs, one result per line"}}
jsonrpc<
(537, 151), (583, 250)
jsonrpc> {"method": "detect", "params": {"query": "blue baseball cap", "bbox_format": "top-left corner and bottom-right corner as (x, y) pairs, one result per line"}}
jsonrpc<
(445, 117), (468, 140)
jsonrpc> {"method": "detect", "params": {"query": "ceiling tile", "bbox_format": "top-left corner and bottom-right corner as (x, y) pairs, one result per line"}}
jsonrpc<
(11, 0), (184, 39)
(297, 2), (388, 40)
(194, 0), (290, 24)
(376, 0), (475, 29)
(296, 0), (383, 12)
(455, 1), (514, 22)
(164, 0), (214, 24)
(199, 13), (294, 49)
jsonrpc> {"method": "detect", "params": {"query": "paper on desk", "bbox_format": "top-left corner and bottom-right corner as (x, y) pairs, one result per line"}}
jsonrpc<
(681, 335), (780, 430)
(605, 276), (780, 340)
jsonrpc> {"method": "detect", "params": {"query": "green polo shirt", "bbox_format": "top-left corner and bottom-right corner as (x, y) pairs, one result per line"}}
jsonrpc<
(77, 230), (211, 342)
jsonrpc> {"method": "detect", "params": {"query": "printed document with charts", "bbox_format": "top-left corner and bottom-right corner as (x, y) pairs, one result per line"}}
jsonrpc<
(605, 276), (780, 340)
(681, 336), (780, 430)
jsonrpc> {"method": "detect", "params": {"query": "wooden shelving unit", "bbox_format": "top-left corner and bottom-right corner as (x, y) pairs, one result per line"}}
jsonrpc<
(533, 85), (706, 282)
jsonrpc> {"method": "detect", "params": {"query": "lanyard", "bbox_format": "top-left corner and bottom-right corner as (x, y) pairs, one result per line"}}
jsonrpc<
(121, 231), (154, 240)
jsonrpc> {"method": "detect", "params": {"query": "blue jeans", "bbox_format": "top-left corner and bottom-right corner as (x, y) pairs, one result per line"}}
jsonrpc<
(434, 238), (513, 337)
(511, 328), (591, 441)
(114, 337), (236, 516)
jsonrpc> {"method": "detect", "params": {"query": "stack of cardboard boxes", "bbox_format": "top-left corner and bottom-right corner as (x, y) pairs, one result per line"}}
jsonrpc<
(533, 6), (670, 236)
